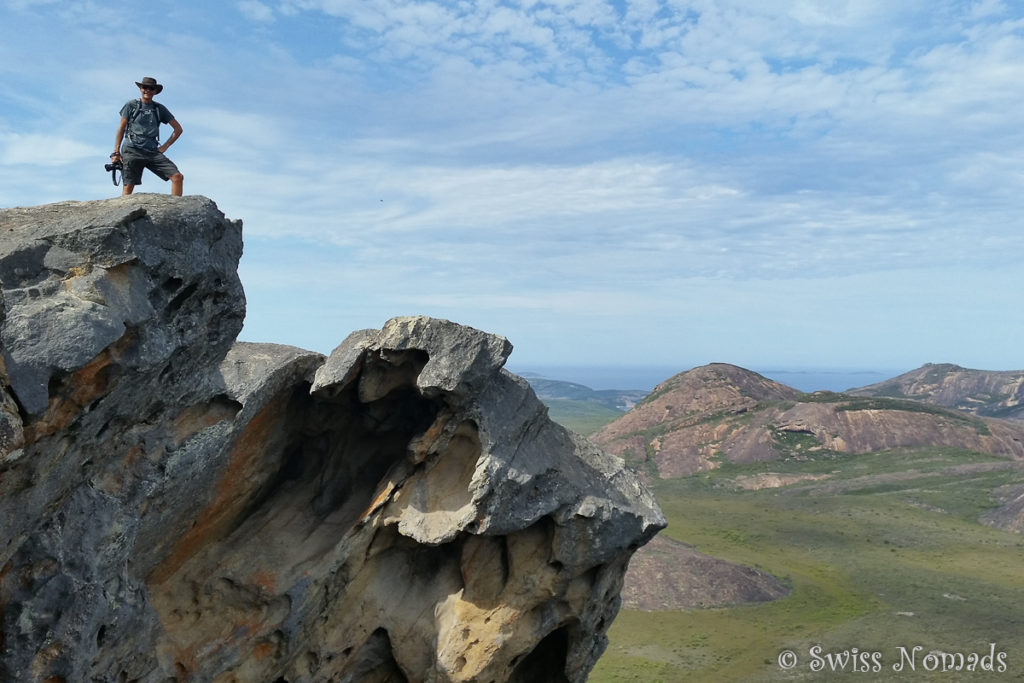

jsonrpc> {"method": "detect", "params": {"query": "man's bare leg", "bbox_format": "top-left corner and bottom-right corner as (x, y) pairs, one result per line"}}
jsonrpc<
(122, 184), (135, 196)
(171, 173), (183, 196)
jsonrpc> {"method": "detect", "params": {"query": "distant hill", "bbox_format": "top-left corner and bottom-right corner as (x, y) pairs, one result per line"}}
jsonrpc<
(522, 374), (647, 411)
(521, 374), (648, 435)
(849, 363), (1024, 420)
(591, 363), (1024, 478)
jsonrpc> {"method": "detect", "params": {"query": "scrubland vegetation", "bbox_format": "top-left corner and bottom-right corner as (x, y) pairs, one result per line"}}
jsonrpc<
(590, 447), (1024, 681)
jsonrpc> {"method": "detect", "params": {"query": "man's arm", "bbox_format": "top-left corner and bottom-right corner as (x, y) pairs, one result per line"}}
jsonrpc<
(159, 119), (182, 154)
(113, 117), (127, 157)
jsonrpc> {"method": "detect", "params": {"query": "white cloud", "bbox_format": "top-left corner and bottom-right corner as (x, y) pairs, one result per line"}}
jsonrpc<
(237, 0), (275, 23)
(2, 0), (59, 8)
(968, 0), (1009, 20)
(0, 132), (100, 166)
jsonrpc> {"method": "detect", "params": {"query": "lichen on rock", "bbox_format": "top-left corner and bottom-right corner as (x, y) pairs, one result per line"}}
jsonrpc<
(0, 196), (664, 682)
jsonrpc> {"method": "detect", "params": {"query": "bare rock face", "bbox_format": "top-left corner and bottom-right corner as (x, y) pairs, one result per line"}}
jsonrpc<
(983, 482), (1024, 533)
(850, 363), (1024, 421)
(621, 535), (789, 610)
(0, 196), (664, 682)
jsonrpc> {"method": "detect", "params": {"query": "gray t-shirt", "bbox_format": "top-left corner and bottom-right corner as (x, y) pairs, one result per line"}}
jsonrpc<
(120, 99), (174, 151)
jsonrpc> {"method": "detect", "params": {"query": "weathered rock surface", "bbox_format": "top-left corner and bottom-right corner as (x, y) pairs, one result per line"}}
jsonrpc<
(0, 196), (664, 682)
(850, 362), (1024, 421)
(621, 535), (789, 610)
(591, 363), (1024, 479)
(983, 481), (1024, 533)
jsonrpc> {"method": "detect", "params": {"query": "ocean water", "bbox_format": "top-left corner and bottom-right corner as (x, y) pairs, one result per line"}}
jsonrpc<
(756, 369), (902, 393)
(510, 365), (904, 393)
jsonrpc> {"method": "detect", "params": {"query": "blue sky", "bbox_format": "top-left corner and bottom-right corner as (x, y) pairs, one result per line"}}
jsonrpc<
(2, 0), (1023, 381)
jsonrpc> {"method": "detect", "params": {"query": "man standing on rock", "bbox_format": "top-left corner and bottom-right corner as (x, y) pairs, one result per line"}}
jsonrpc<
(112, 76), (184, 196)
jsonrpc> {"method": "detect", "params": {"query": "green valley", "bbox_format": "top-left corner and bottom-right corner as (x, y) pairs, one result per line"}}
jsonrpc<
(591, 447), (1024, 681)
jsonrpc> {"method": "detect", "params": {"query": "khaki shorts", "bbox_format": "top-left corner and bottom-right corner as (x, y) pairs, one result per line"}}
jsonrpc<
(120, 146), (180, 186)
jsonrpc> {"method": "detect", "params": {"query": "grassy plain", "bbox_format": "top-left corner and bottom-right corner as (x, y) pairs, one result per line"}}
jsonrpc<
(590, 448), (1024, 682)
(545, 399), (625, 436)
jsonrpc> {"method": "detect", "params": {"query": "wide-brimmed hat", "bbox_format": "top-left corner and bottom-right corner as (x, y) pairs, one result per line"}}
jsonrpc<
(135, 76), (164, 94)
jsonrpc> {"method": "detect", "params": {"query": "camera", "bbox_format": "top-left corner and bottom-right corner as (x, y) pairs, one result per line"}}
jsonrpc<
(105, 155), (123, 186)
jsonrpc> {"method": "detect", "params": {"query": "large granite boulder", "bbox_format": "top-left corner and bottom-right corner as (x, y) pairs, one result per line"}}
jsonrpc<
(0, 195), (664, 682)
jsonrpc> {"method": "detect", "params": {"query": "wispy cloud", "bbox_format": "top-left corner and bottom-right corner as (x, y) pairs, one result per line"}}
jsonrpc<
(2, 0), (1022, 371)
(237, 0), (274, 23)
(0, 132), (100, 165)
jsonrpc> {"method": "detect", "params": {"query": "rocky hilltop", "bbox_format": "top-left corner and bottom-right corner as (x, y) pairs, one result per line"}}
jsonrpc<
(591, 363), (1024, 478)
(850, 363), (1024, 421)
(0, 196), (664, 682)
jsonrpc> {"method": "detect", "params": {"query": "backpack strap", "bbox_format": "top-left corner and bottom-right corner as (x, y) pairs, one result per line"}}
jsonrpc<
(125, 99), (160, 146)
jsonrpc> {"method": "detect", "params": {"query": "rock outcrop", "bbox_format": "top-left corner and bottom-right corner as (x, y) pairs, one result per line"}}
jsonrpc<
(620, 535), (789, 610)
(850, 363), (1024, 421)
(592, 363), (1024, 478)
(983, 481), (1024, 533)
(0, 196), (664, 682)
